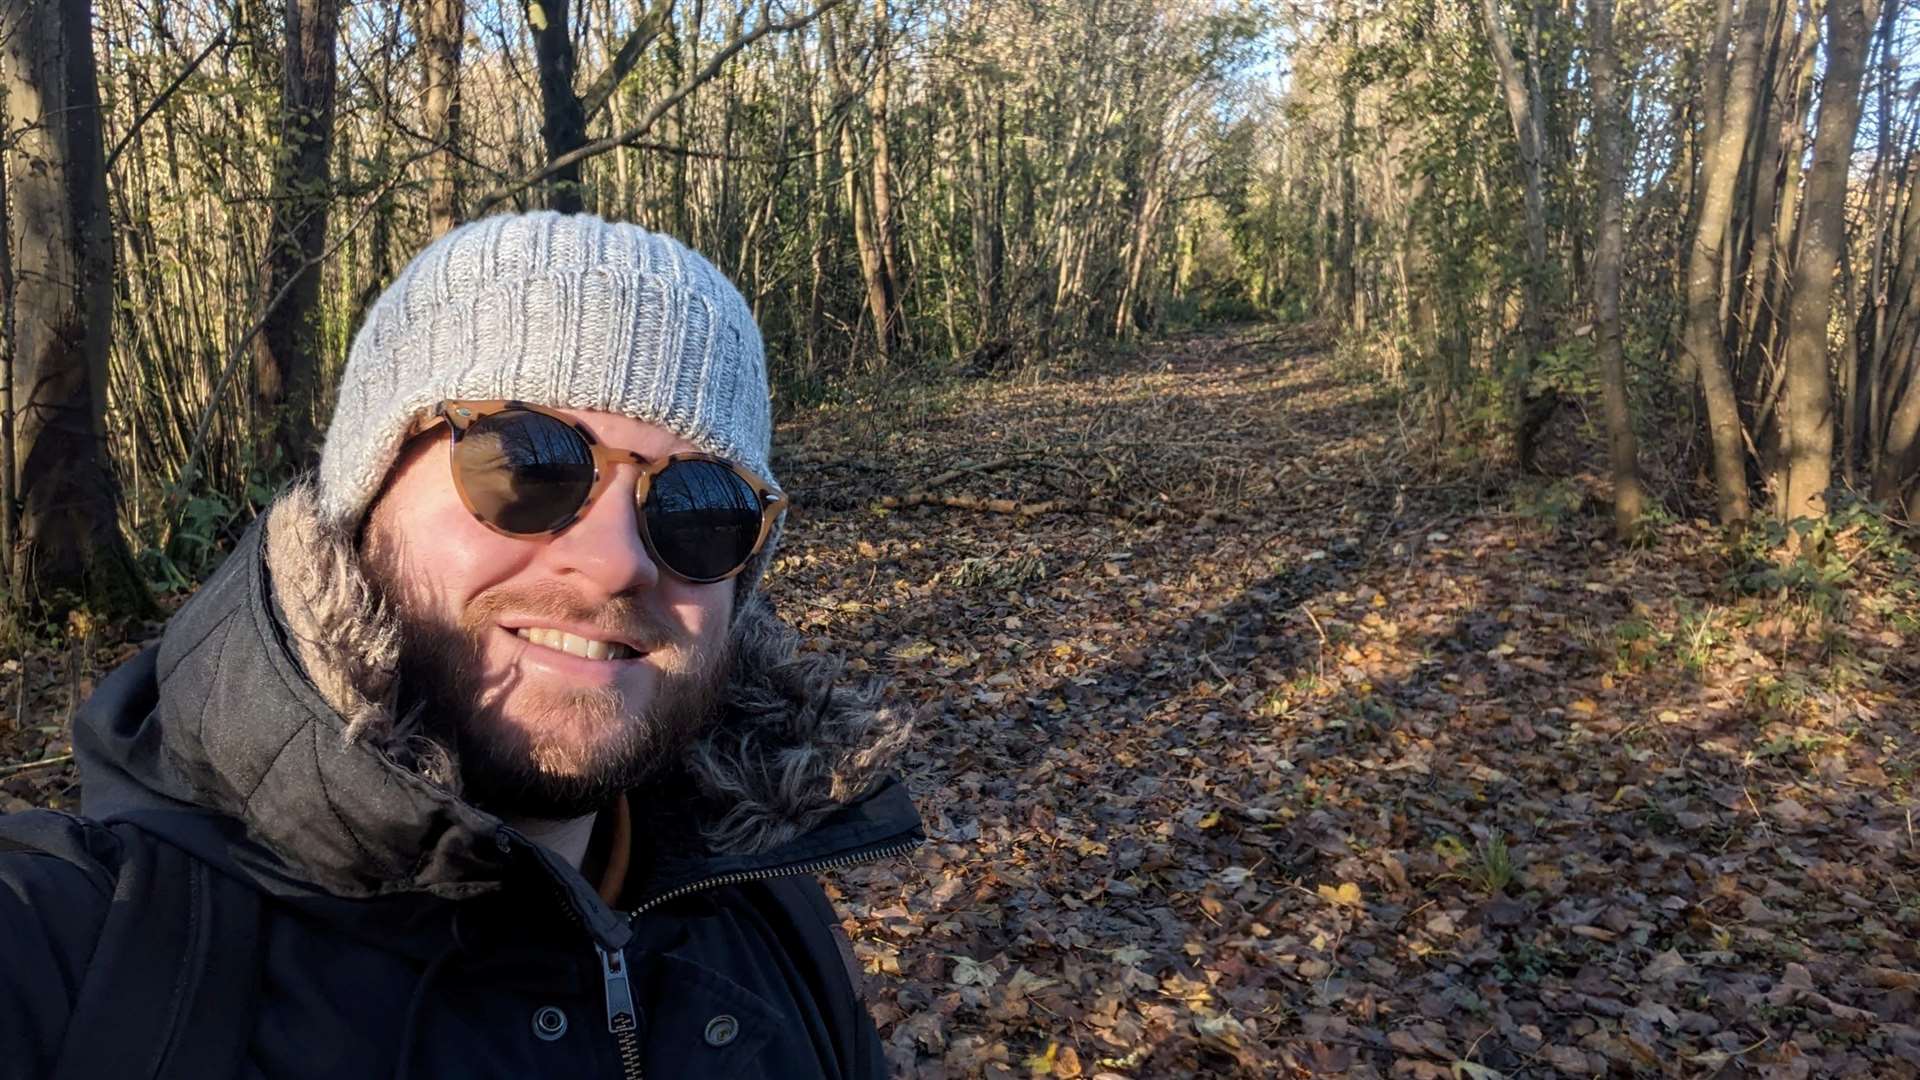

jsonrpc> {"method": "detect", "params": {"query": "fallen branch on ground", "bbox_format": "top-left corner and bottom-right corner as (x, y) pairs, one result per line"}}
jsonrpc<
(918, 455), (1039, 490)
(875, 493), (1142, 519)
(873, 492), (1245, 525)
(0, 753), (72, 775)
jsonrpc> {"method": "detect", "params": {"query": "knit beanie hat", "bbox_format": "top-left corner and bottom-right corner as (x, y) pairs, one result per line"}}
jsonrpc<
(316, 211), (783, 599)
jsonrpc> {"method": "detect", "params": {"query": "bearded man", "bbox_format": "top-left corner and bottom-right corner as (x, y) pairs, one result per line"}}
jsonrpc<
(0, 212), (920, 1079)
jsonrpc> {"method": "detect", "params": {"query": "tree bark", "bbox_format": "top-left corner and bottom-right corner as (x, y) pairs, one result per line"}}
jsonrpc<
(1589, 0), (1645, 540)
(414, 0), (465, 237)
(868, 0), (902, 349)
(965, 81), (1002, 340)
(254, 0), (342, 472)
(1775, 0), (1880, 522)
(1735, 3), (1811, 387)
(1335, 14), (1358, 325)
(1873, 170), (1920, 512)
(824, 13), (897, 367)
(525, 0), (587, 213)
(1479, 0), (1554, 471)
(1680, 0), (1770, 523)
(0, 0), (149, 614)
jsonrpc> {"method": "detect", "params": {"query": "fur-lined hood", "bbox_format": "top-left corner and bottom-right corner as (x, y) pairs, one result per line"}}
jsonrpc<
(264, 481), (910, 857)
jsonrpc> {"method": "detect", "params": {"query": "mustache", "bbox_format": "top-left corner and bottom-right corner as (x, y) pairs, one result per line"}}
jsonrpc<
(461, 585), (689, 651)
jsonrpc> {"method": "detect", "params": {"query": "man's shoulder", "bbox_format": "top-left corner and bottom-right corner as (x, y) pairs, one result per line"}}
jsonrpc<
(744, 874), (871, 1006)
(0, 809), (122, 911)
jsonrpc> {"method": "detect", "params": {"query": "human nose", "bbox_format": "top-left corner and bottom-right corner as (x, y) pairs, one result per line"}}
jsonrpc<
(545, 468), (660, 597)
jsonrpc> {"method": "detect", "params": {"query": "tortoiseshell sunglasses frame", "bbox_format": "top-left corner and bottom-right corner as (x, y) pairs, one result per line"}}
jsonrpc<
(414, 399), (786, 584)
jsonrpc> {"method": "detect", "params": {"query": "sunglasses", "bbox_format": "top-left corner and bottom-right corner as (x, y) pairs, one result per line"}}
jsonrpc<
(416, 400), (786, 585)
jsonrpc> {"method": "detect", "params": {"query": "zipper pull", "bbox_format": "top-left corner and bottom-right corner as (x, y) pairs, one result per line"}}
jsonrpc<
(597, 944), (637, 1035)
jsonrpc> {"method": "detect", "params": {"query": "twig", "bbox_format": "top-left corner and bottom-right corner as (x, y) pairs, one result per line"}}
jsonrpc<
(0, 753), (72, 775)
(1298, 603), (1329, 646)
(1743, 784), (1775, 842)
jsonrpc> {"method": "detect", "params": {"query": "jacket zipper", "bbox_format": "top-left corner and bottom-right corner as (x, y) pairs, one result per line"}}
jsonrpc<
(499, 828), (651, 1080)
(627, 836), (924, 918)
(597, 833), (924, 1080)
(598, 944), (645, 1080)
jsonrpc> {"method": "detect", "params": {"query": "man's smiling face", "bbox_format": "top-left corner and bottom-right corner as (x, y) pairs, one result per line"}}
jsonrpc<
(361, 407), (736, 819)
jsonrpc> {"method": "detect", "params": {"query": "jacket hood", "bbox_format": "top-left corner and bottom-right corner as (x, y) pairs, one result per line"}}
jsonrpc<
(72, 482), (919, 946)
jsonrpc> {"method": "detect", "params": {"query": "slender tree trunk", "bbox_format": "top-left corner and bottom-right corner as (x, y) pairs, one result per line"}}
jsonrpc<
(526, 0), (587, 212)
(0, 0), (149, 614)
(254, 0), (342, 472)
(1775, 0), (1880, 522)
(1752, 13), (1818, 394)
(1854, 0), (1900, 483)
(1681, 0), (1770, 523)
(804, 40), (833, 373)
(415, 0), (465, 236)
(1336, 15), (1358, 325)
(869, 0), (902, 349)
(825, 15), (894, 367)
(965, 81), (1002, 340)
(1480, 0), (1554, 471)
(1873, 173), (1920, 511)
(1589, 0), (1645, 539)
(0, 73), (14, 583)
(1736, 4), (1811, 384)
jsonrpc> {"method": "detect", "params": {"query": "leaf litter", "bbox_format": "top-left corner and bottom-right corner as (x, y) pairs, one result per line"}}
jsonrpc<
(5, 326), (1918, 1077)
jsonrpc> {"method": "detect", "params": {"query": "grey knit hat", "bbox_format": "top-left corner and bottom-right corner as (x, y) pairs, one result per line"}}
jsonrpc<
(317, 211), (783, 596)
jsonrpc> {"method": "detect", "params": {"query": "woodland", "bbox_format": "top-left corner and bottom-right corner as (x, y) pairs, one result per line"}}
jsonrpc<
(1, 0), (1919, 1076)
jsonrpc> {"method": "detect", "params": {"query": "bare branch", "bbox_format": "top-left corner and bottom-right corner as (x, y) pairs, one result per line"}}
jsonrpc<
(104, 31), (228, 175)
(472, 0), (842, 217)
(578, 0), (677, 124)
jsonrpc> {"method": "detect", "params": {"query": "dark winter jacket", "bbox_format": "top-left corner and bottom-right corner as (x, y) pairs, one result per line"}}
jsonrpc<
(0, 486), (922, 1079)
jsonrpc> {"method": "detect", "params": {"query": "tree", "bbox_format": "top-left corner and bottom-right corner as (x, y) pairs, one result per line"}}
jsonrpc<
(1680, 0), (1771, 525)
(0, 0), (149, 614)
(1774, 0), (1882, 524)
(825, 6), (902, 366)
(413, 0), (464, 237)
(1589, 0), (1645, 540)
(253, 0), (343, 471)
(1478, 0), (1554, 472)
(1869, 159), (1920, 518)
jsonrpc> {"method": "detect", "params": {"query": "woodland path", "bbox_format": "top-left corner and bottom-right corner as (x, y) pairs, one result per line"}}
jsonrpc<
(3, 326), (1917, 1078)
(776, 325), (1920, 1079)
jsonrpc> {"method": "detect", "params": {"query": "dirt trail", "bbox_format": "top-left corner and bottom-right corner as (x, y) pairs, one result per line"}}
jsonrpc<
(777, 326), (1920, 1078)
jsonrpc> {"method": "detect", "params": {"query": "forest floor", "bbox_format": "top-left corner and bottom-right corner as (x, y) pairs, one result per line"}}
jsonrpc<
(4, 325), (1919, 1078)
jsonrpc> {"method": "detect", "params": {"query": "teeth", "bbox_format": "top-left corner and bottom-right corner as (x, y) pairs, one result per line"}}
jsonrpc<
(513, 627), (637, 660)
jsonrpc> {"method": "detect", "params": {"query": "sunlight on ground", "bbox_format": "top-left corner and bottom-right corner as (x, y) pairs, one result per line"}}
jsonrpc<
(772, 326), (1920, 1078)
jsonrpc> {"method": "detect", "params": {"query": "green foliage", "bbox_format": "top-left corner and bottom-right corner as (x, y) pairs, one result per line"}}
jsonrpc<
(1596, 615), (1660, 673)
(1582, 602), (1725, 677)
(1729, 496), (1916, 622)
(1673, 602), (1726, 675)
(1525, 339), (1599, 400)
(1432, 830), (1515, 897)
(136, 469), (277, 596)
(1511, 478), (1585, 530)
(1469, 830), (1515, 896)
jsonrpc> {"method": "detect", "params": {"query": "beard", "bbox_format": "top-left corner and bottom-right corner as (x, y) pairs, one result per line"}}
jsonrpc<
(362, 543), (735, 821)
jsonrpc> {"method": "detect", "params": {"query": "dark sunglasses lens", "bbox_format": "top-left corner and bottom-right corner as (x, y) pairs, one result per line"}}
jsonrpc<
(454, 410), (595, 534)
(643, 460), (764, 581)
